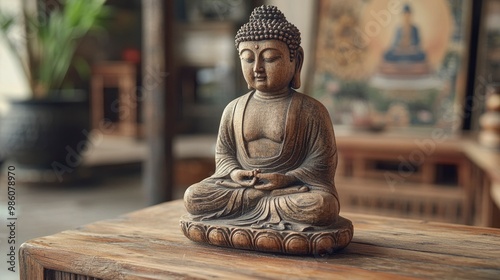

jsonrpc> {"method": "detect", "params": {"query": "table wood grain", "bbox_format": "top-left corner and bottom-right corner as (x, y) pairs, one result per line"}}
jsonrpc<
(20, 200), (500, 279)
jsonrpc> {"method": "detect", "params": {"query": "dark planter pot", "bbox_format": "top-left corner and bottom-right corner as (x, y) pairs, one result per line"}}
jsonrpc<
(0, 93), (89, 181)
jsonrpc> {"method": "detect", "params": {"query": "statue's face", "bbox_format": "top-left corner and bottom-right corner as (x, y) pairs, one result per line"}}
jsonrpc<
(239, 40), (296, 94)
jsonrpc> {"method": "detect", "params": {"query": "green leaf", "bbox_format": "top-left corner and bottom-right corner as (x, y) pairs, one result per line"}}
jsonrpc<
(0, 15), (14, 31)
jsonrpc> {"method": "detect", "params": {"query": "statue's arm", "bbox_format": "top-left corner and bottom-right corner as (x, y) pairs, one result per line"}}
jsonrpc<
(412, 25), (420, 46)
(285, 99), (338, 193)
(212, 100), (241, 178)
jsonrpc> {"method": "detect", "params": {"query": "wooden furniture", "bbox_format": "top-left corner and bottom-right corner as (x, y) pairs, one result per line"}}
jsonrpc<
(335, 132), (474, 225)
(336, 133), (469, 185)
(333, 131), (500, 228)
(20, 200), (500, 279)
(336, 176), (469, 224)
(90, 61), (139, 137)
(462, 141), (500, 227)
(173, 135), (216, 188)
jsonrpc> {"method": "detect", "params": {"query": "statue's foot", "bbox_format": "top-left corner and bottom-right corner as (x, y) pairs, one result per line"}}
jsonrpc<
(180, 215), (353, 255)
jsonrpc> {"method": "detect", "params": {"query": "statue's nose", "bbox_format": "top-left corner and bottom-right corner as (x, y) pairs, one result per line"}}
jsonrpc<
(253, 60), (264, 73)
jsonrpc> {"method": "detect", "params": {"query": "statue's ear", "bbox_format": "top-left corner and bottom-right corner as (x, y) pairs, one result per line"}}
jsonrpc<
(291, 47), (304, 89)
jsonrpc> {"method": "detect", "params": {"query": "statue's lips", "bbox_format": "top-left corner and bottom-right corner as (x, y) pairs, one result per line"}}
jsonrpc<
(255, 75), (266, 81)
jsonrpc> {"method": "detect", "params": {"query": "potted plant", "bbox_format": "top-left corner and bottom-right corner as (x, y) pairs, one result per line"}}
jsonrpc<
(0, 0), (109, 182)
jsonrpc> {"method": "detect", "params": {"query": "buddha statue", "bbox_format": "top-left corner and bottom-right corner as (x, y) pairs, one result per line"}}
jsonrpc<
(375, 4), (431, 79)
(181, 5), (352, 255)
(383, 4), (426, 63)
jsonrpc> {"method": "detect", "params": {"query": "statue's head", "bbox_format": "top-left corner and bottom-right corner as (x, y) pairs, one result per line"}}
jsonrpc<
(403, 4), (413, 24)
(235, 5), (304, 92)
(403, 4), (412, 14)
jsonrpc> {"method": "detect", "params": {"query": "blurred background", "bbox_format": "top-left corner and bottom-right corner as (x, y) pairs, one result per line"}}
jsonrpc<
(0, 0), (500, 277)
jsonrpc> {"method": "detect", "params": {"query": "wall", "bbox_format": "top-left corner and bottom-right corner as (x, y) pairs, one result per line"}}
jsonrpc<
(0, 0), (30, 102)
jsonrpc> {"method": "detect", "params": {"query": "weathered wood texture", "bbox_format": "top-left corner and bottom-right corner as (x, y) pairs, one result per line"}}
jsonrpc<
(20, 200), (500, 279)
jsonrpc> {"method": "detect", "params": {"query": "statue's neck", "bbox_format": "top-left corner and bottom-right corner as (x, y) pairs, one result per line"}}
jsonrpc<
(254, 89), (292, 101)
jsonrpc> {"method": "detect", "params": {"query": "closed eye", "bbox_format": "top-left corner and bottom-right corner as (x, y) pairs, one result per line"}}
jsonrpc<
(242, 57), (255, 63)
(264, 56), (281, 63)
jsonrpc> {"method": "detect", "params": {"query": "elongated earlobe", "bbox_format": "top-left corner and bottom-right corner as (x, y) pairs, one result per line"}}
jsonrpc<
(247, 83), (253, 90)
(291, 47), (304, 89)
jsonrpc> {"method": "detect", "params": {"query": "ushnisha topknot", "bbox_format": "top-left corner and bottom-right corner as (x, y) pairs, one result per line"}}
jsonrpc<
(235, 5), (301, 61)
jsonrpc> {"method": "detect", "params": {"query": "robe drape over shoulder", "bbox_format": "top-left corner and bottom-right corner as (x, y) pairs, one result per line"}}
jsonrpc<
(184, 91), (340, 231)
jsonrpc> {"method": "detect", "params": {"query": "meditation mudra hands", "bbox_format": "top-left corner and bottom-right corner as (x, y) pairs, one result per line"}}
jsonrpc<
(218, 169), (306, 192)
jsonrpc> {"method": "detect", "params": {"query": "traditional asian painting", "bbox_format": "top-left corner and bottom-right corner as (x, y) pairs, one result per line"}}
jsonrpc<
(310, 0), (471, 133)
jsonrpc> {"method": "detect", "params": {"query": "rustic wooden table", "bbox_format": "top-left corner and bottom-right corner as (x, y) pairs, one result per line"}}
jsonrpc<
(20, 200), (500, 279)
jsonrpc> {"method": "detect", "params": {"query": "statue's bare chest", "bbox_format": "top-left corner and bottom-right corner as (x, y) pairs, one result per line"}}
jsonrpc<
(243, 97), (290, 144)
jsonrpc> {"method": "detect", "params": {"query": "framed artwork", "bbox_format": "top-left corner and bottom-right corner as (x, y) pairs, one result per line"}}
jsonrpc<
(309, 0), (472, 134)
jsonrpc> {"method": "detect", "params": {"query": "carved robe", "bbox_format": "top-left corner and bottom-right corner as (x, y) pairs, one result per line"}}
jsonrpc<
(184, 91), (339, 231)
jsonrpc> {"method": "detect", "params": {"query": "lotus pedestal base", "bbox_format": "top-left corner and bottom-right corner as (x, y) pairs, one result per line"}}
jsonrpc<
(180, 215), (353, 255)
